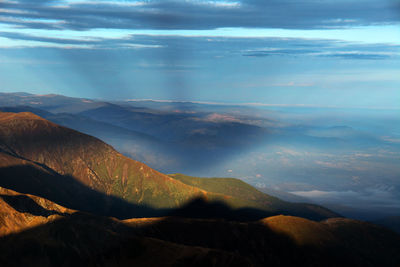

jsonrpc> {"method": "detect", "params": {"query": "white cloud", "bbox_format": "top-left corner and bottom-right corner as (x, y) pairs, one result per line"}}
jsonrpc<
(291, 188), (400, 209)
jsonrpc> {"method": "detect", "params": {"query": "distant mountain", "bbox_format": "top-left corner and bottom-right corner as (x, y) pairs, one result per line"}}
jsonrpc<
(256, 186), (311, 203)
(0, 92), (108, 113)
(0, 93), (270, 173)
(0, 111), (336, 220)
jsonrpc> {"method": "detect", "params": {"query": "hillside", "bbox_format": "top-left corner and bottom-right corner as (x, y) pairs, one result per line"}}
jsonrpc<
(0, 110), (399, 266)
(0, 187), (248, 266)
(0, 111), (336, 220)
(0, 189), (399, 267)
(169, 174), (338, 220)
(0, 111), (209, 217)
(0, 186), (74, 236)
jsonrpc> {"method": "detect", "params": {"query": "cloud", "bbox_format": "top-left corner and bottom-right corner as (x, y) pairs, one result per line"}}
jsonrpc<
(1, 32), (398, 62)
(319, 51), (396, 60)
(0, 0), (399, 31)
(197, 113), (244, 123)
(382, 137), (400, 143)
(291, 187), (400, 209)
(243, 44), (400, 59)
(0, 31), (166, 49)
(242, 81), (315, 88)
(0, 31), (98, 45)
(243, 48), (320, 57)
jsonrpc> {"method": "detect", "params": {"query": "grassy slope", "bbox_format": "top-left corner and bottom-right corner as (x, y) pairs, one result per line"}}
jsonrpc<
(169, 173), (339, 220)
(169, 173), (281, 208)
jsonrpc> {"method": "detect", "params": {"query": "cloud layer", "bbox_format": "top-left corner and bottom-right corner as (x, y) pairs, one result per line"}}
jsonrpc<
(1, 0), (399, 31)
(1, 31), (399, 61)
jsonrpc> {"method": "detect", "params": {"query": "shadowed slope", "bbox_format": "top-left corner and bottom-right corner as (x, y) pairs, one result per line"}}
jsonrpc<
(0, 163), (160, 219)
(0, 190), (399, 267)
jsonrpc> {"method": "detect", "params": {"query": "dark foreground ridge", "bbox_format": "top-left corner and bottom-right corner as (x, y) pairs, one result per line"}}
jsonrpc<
(0, 187), (399, 267)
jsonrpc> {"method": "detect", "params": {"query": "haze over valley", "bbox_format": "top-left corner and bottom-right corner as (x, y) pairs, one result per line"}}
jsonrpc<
(1, 92), (399, 221)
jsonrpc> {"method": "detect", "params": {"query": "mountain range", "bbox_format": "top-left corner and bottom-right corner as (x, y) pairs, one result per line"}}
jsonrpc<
(1, 185), (399, 266)
(0, 110), (336, 220)
(0, 96), (399, 265)
(1, 92), (399, 223)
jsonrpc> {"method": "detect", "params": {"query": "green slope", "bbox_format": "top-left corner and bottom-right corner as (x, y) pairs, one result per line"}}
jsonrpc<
(169, 173), (339, 220)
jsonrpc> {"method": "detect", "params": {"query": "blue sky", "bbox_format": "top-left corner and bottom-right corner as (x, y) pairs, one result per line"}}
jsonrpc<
(0, 0), (399, 108)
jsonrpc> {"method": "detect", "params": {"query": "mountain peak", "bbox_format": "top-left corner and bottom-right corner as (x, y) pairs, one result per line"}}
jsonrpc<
(0, 111), (47, 122)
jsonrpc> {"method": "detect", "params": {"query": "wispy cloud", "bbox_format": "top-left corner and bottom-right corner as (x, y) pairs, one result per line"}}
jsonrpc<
(1, 32), (398, 62)
(291, 188), (400, 209)
(243, 44), (400, 60)
(0, 0), (399, 31)
(242, 81), (315, 88)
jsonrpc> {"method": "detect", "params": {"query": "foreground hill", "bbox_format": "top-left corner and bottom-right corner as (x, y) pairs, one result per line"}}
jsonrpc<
(0, 187), (249, 266)
(0, 111), (336, 220)
(0, 186), (74, 236)
(0, 186), (399, 266)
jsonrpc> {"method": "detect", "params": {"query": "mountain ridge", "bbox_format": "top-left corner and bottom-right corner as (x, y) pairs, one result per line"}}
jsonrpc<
(0, 110), (399, 266)
(0, 111), (337, 220)
(0, 188), (398, 267)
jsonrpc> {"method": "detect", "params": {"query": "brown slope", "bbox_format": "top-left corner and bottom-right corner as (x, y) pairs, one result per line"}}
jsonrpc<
(0, 111), (208, 210)
(0, 186), (74, 236)
(0, 189), (249, 267)
(0, 199), (399, 267)
(0, 150), (161, 219)
(0, 182), (398, 267)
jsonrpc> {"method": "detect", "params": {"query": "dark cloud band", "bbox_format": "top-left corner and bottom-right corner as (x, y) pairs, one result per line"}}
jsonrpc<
(0, 0), (399, 31)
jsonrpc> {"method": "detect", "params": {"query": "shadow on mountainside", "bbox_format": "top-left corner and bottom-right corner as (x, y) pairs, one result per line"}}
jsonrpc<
(0, 164), (333, 222)
(167, 197), (275, 221)
(0, 165), (160, 219)
(0, 194), (67, 217)
(0, 204), (400, 267)
(0, 164), (399, 266)
(0, 164), (283, 221)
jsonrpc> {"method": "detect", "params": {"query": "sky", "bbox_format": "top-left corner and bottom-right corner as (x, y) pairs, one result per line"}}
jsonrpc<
(0, 0), (399, 108)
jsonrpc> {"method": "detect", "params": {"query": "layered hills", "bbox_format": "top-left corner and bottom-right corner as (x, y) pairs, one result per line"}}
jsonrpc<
(0, 187), (399, 266)
(0, 110), (399, 266)
(0, 111), (336, 220)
